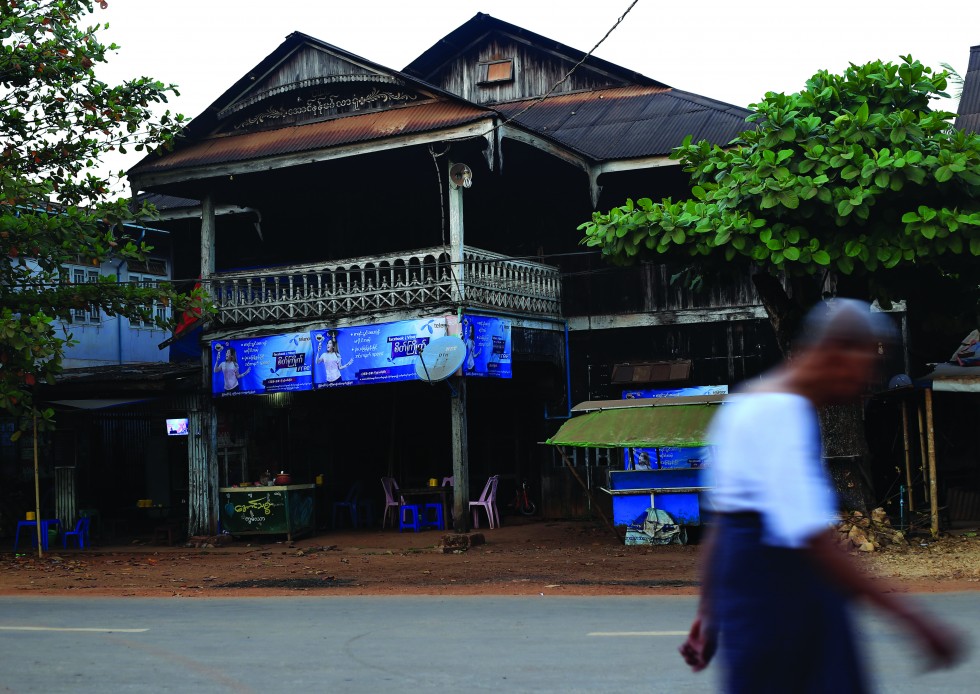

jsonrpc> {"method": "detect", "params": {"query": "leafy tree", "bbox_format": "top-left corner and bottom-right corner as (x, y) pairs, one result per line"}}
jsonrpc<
(579, 56), (980, 351)
(0, 0), (206, 437)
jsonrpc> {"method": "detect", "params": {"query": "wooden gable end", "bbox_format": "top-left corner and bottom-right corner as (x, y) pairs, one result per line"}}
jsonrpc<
(428, 31), (630, 105)
(213, 43), (434, 136)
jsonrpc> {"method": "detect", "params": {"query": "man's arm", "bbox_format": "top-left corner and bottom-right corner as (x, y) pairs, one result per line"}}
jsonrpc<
(679, 524), (718, 672)
(805, 530), (962, 669)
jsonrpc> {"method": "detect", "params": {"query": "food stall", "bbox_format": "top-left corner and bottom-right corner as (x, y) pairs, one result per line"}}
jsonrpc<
(546, 395), (724, 544)
(219, 483), (316, 540)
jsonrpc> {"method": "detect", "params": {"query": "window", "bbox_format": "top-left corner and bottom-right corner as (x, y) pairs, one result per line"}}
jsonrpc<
(130, 274), (169, 328)
(64, 266), (101, 323)
(477, 59), (514, 85)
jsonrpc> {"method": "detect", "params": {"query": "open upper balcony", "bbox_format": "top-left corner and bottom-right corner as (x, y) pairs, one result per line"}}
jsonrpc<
(207, 244), (561, 330)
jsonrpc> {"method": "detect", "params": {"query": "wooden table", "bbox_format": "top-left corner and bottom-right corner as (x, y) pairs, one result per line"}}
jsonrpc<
(398, 486), (450, 530)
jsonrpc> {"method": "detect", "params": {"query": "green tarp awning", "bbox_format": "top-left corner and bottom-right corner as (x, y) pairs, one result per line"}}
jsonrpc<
(546, 402), (720, 448)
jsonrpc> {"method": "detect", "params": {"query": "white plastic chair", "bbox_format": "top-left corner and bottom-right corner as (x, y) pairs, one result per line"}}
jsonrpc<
(469, 475), (500, 529)
(381, 477), (402, 528)
(442, 476), (454, 486)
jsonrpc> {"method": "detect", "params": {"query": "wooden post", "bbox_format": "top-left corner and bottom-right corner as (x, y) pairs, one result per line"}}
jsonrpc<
(916, 404), (929, 504)
(187, 195), (219, 537)
(924, 388), (940, 536)
(32, 414), (42, 558)
(901, 401), (914, 512)
(447, 162), (470, 532)
(558, 447), (622, 542)
(448, 161), (465, 304)
(450, 376), (470, 532)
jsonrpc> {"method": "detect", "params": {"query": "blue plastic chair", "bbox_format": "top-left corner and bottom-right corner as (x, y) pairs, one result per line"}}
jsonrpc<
(332, 483), (363, 529)
(399, 504), (421, 532)
(421, 503), (444, 530)
(63, 517), (91, 549)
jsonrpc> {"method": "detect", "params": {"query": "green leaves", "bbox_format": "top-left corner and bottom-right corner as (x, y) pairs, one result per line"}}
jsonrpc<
(578, 54), (980, 310)
(0, 1), (196, 431)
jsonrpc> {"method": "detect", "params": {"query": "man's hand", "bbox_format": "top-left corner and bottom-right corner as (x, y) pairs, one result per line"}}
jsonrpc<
(679, 615), (716, 672)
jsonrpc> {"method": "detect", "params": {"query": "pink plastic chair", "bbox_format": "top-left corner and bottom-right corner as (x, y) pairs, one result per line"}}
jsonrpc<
(442, 476), (454, 486)
(381, 477), (402, 528)
(469, 475), (500, 529)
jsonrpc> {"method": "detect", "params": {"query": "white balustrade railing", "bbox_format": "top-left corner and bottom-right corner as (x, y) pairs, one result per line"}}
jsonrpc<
(209, 245), (561, 326)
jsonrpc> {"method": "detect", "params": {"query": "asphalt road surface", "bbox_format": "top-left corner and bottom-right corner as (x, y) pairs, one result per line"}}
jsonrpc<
(1, 594), (977, 693)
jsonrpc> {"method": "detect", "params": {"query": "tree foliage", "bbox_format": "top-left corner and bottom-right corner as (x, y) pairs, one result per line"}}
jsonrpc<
(0, 1), (206, 435)
(579, 57), (980, 329)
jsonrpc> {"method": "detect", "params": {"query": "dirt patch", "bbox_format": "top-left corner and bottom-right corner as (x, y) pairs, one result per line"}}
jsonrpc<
(1, 517), (978, 598)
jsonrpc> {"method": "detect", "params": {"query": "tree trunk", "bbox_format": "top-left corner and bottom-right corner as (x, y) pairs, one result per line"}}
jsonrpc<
(751, 272), (873, 513)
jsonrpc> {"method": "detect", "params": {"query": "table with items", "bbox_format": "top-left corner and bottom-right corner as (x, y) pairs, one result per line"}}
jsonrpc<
(219, 484), (316, 540)
(397, 486), (450, 531)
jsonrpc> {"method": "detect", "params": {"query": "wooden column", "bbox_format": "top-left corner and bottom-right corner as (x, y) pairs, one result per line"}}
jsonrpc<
(201, 193), (216, 281)
(917, 404), (929, 504)
(925, 388), (940, 536)
(451, 376), (470, 532)
(188, 194), (219, 536)
(448, 162), (469, 531)
(448, 162), (465, 304)
(901, 401), (914, 512)
(187, 395), (218, 536)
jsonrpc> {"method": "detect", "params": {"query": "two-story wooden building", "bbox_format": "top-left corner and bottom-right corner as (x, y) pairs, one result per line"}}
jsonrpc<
(128, 14), (779, 534)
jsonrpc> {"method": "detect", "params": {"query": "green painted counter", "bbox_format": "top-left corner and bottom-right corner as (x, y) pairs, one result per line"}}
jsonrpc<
(219, 484), (316, 540)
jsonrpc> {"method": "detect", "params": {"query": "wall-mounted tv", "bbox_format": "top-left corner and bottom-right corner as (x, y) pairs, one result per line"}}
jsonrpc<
(166, 418), (189, 436)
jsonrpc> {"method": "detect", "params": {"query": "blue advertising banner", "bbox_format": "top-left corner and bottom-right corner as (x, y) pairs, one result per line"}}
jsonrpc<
(211, 333), (313, 397)
(310, 316), (460, 389)
(622, 385), (728, 469)
(210, 314), (512, 397)
(461, 315), (511, 379)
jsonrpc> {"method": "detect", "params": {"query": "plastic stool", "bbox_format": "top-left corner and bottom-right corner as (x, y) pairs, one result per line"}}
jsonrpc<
(399, 504), (421, 532)
(421, 503), (444, 530)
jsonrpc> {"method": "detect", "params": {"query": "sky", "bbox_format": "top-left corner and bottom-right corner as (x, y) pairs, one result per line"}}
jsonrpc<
(93, 0), (978, 180)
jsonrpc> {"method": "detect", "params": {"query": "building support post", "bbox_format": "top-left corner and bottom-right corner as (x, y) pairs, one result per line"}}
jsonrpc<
(925, 388), (940, 537)
(187, 194), (219, 536)
(448, 162), (470, 531)
(450, 376), (469, 532)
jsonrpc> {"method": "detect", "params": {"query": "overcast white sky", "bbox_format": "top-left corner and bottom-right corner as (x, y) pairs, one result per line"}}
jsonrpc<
(94, 0), (978, 179)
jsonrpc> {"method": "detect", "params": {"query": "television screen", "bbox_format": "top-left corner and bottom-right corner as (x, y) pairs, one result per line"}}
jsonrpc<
(166, 418), (189, 436)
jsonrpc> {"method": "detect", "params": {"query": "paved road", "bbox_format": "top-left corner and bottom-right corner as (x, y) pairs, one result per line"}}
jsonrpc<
(0, 594), (977, 692)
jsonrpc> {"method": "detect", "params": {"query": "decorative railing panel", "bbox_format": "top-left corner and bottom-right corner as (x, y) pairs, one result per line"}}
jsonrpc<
(210, 245), (561, 327)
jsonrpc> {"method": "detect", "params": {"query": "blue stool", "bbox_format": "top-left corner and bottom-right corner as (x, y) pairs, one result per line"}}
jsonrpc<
(399, 504), (421, 532)
(421, 503), (444, 530)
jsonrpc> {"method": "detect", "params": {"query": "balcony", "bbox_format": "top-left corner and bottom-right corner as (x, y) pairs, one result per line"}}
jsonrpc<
(208, 245), (561, 328)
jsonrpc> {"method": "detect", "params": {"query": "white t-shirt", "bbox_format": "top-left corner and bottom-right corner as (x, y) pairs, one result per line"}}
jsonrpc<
(706, 392), (836, 548)
(216, 361), (241, 390)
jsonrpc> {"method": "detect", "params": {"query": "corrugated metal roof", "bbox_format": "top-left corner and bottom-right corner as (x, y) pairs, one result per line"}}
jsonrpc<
(495, 86), (751, 160)
(130, 101), (491, 175)
(547, 398), (721, 448)
(404, 13), (663, 89)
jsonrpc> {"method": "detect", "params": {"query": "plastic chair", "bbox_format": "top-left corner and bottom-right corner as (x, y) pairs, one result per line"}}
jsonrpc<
(63, 516), (91, 549)
(469, 475), (500, 529)
(399, 504), (421, 532)
(421, 503), (444, 530)
(442, 476), (454, 486)
(381, 477), (402, 528)
(332, 483), (363, 529)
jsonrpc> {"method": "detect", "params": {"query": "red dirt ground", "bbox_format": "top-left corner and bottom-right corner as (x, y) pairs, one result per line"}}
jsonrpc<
(1, 517), (978, 598)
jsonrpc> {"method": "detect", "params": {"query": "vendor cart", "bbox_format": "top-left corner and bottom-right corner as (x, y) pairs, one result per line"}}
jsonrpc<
(219, 484), (316, 540)
(546, 395), (724, 543)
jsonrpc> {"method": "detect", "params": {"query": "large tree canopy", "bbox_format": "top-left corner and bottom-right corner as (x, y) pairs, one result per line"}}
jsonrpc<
(579, 57), (980, 347)
(0, 1), (205, 435)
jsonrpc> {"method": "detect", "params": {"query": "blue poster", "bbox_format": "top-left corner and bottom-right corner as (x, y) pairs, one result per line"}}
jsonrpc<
(310, 316), (459, 389)
(461, 315), (511, 378)
(622, 385), (727, 469)
(211, 333), (313, 397)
